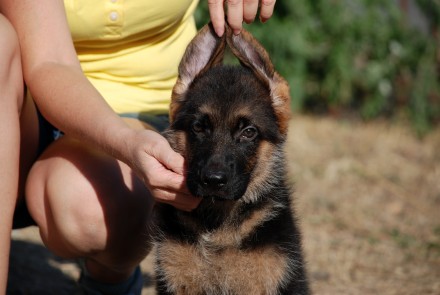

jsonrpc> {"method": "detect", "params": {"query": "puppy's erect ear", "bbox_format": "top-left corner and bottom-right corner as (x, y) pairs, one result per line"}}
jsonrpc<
(226, 26), (291, 136)
(170, 23), (226, 122)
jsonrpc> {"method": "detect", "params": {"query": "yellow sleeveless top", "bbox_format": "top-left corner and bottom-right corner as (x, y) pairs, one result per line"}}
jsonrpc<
(64, 0), (198, 114)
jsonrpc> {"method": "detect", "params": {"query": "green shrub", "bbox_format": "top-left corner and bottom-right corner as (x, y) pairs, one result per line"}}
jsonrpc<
(195, 0), (440, 134)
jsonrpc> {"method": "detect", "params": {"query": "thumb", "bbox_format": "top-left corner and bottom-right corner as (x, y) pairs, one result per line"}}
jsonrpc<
(162, 149), (186, 176)
(150, 134), (186, 175)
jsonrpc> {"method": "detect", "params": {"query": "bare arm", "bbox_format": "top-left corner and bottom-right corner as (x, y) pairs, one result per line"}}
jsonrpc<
(1, 0), (128, 156)
(0, 0), (199, 211)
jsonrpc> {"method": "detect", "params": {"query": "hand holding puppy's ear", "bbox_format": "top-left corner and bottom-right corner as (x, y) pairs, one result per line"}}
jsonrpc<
(208, 0), (276, 37)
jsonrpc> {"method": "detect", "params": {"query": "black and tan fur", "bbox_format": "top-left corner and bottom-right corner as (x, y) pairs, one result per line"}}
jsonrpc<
(154, 23), (309, 295)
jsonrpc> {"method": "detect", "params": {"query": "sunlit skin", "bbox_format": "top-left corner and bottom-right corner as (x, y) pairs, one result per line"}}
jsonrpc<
(0, 0), (275, 292)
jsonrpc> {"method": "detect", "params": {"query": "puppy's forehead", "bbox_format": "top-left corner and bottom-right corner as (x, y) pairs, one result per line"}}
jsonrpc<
(198, 102), (255, 124)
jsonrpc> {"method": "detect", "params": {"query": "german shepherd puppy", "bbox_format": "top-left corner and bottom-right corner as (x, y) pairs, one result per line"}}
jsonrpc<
(154, 23), (309, 295)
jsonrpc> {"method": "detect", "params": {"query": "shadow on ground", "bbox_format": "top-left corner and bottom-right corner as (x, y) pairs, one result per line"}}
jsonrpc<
(7, 239), (155, 295)
(7, 240), (77, 295)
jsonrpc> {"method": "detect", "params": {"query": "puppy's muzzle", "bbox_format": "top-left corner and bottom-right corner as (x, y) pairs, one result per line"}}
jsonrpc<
(201, 168), (228, 190)
(195, 156), (239, 200)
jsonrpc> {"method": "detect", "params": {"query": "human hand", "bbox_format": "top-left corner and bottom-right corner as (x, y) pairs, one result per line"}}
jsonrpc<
(208, 0), (276, 37)
(127, 129), (200, 211)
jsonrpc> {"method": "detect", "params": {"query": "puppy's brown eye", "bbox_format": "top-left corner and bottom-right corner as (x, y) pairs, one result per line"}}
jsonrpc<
(192, 121), (204, 133)
(240, 126), (258, 140)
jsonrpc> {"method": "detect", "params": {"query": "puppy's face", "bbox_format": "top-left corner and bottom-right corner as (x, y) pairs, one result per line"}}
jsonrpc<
(166, 23), (291, 202)
(170, 66), (282, 201)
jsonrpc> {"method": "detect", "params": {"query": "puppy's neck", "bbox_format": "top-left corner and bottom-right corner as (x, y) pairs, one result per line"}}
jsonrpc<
(189, 197), (237, 231)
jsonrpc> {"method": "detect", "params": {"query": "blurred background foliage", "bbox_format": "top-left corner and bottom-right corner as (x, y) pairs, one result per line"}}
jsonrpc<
(195, 0), (440, 135)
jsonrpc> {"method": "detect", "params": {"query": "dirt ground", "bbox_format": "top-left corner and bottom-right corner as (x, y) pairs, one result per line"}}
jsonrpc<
(7, 115), (440, 295)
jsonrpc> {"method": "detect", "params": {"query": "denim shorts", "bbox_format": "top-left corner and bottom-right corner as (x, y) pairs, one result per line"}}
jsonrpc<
(12, 111), (169, 229)
(119, 112), (170, 132)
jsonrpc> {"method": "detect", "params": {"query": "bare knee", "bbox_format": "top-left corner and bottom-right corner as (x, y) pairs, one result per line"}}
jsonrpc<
(26, 140), (153, 267)
(26, 155), (105, 257)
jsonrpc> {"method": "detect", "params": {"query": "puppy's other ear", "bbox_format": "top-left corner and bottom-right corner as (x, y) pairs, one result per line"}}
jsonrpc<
(226, 26), (274, 86)
(226, 27), (291, 136)
(170, 23), (226, 122)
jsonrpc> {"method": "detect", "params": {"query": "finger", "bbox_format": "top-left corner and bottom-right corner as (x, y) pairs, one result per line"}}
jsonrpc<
(259, 0), (276, 23)
(140, 147), (188, 192)
(226, 0), (244, 35)
(146, 160), (190, 194)
(167, 195), (201, 212)
(154, 189), (201, 211)
(162, 148), (186, 176)
(208, 0), (226, 37)
(147, 133), (186, 175)
(243, 0), (259, 23)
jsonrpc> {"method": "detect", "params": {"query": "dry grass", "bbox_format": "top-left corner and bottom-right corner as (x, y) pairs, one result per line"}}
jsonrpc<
(288, 115), (440, 295)
(8, 115), (440, 294)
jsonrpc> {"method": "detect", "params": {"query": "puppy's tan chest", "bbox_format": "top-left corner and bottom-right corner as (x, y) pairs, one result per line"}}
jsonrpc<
(157, 240), (289, 295)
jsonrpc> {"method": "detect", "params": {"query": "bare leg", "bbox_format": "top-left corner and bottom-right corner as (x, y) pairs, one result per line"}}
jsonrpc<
(0, 14), (24, 294)
(26, 133), (155, 283)
(1, 11), (154, 291)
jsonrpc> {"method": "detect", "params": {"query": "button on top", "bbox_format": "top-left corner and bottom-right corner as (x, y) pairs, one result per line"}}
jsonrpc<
(110, 0), (117, 3)
(109, 11), (119, 21)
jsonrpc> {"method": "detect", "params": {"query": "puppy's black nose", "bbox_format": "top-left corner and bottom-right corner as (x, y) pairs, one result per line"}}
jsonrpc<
(202, 170), (228, 189)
